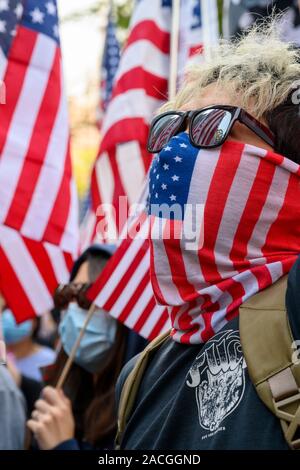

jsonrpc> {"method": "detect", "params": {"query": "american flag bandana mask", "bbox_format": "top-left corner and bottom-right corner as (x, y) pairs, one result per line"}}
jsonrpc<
(148, 132), (300, 345)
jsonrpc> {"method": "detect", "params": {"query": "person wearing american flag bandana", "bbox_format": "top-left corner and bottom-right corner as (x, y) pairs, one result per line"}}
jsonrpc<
(115, 18), (300, 450)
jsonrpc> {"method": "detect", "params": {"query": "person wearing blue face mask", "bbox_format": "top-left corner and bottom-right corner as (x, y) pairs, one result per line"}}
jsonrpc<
(58, 301), (117, 375)
(27, 245), (147, 451)
(2, 310), (56, 383)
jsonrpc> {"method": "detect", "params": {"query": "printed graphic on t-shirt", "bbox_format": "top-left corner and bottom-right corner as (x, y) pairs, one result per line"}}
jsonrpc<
(186, 330), (246, 436)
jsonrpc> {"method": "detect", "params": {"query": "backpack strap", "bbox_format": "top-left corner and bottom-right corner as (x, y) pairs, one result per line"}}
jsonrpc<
(116, 276), (300, 449)
(240, 275), (300, 449)
(116, 329), (171, 449)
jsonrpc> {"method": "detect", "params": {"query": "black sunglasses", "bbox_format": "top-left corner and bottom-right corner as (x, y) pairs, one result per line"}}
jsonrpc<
(147, 105), (274, 154)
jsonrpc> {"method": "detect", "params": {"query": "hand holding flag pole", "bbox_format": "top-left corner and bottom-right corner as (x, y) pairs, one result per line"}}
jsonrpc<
(56, 304), (97, 389)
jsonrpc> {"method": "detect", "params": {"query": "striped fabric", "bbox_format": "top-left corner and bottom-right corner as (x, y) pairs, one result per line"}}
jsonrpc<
(84, 0), (171, 246)
(81, 1), (218, 249)
(148, 134), (300, 344)
(88, 0), (220, 340)
(0, 225), (73, 322)
(0, 1), (78, 321)
(88, 210), (170, 341)
(87, 0), (220, 244)
(0, 1), (78, 253)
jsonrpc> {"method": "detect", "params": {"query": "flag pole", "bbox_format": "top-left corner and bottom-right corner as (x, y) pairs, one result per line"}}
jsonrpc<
(169, 0), (181, 100)
(201, 0), (219, 60)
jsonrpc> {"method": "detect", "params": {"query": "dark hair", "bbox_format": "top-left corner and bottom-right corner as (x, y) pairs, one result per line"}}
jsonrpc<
(266, 90), (300, 164)
(47, 246), (127, 446)
(70, 245), (114, 282)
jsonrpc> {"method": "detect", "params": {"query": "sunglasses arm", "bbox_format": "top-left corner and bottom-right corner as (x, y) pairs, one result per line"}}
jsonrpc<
(240, 110), (274, 148)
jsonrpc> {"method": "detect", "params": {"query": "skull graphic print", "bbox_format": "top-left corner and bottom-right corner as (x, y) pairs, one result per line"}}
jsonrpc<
(186, 330), (246, 433)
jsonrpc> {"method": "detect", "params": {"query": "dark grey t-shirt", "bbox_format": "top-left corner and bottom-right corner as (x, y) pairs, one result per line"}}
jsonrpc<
(116, 314), (292, 450)
(116, 254), (300, 451)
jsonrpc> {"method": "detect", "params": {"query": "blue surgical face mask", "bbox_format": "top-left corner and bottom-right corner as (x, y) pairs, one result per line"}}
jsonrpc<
(59, 303), (117, 374)
(2, 309), (33, 345)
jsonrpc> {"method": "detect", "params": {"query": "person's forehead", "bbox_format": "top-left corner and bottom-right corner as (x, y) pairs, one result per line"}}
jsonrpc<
(73, 261), (89, 284)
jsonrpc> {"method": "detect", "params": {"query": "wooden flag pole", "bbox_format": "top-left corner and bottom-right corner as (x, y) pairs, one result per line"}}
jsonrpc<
(56, 303), (97, 389)
(168, 0), (181, 100)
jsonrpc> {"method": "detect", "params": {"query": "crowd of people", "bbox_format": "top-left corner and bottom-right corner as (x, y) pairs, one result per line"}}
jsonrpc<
(1, 17), (300, 451)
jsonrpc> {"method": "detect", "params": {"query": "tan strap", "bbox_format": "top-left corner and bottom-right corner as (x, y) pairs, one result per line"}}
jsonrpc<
(116, 330), (171, 449)
(240, 275), (300, 449)
(268, 368), (299, 402)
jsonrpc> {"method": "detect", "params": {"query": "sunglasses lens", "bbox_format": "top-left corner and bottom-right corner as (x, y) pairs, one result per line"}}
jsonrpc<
(191, 109), (233, 147)
(148, 114), (182, 153)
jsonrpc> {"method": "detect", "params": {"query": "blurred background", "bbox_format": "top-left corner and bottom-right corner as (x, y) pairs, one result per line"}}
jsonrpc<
(58, 0), (134, 199)
(58, 0), (224, 200)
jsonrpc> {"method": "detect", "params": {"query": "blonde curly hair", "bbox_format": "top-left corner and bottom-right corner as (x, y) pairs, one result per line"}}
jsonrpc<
(162, 19), (300, 120)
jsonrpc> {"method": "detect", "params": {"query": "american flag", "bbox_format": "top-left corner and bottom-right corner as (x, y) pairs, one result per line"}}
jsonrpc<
(148, 135), (300, 344)
(88, 1), (220, 340)
(81, 9), (120, 230)
(81, 0), (171, 248)
(100, 9), (120, 118)
(0, 0), (78, 322)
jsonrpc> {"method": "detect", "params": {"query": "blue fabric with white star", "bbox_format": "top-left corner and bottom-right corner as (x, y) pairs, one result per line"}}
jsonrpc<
(148, 132), (199, 221)
(0, 0), (23, 54)
(0, 0), (59, 56)
(21, 0), (59, 44)
(101, 12), (120, 111)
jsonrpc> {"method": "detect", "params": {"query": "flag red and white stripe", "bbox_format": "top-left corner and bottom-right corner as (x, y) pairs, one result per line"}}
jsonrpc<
(0, 31), (78, 253)
(83, 0), (171, 248)
(148, 137), (300, 344)
(87, 0), (220, 340)
(0, 1), (78, 322)
(0, 225), (73, 322)
(88, 211), (170, 341)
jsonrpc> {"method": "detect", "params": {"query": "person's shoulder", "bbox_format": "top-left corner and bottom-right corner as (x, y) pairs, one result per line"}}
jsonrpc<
(0, 365), (20, 393)
(0, 365), (26, 412)
(0, 366), (13, 390)
(115, 354), (140, 406)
